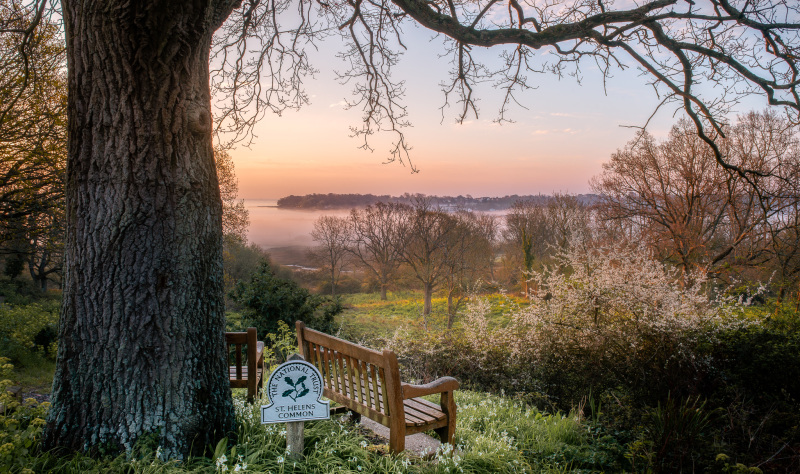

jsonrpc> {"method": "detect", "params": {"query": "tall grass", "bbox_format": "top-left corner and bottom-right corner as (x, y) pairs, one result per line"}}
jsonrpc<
(2, 383), (626, 473)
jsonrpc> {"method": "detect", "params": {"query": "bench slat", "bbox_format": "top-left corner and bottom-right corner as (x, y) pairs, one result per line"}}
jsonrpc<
(324, 365), (394, 418)
(405, 417), (449, 435)
(319, 344), (332, 390)
(354, 374), (384, 414)
(353, 358), (362, 404)
(302, 329), (387, 367)
(404, 398), (445, 418)
(379, 366), (391, 417)
(371, 364), (381, 413)
(407, 396), (443, 412)
(331, 370), (446, 424)
(361, 360), (372, 411)
(324, 387), (390, 426)
(334, 350), (343, 395)
(403, 399), (445, 426)
(313, 343), (325, 385)
(346, 355), (357, 403)
(403, 408), (433, 426)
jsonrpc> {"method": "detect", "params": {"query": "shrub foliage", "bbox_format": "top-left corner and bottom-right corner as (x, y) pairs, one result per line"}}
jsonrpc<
(230, 259), (342, 336)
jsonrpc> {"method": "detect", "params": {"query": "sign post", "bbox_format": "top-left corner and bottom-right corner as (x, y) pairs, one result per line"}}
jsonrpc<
(261, 353), (329, 460)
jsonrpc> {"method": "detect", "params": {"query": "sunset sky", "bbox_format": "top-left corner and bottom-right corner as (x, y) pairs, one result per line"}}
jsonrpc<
(226, 26), (760, 200)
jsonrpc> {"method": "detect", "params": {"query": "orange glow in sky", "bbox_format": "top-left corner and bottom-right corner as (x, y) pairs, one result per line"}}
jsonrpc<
(224, 31), (760, 200)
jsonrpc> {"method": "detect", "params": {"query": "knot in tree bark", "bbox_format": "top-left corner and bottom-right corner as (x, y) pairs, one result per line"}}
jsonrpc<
(187, 103), (211, 137)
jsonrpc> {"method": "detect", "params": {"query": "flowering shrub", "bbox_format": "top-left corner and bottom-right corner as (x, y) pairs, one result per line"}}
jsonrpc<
(389, 242), (756, 407)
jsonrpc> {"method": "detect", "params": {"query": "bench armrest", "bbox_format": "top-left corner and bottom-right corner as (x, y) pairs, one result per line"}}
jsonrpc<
(402, 376), (459, 399)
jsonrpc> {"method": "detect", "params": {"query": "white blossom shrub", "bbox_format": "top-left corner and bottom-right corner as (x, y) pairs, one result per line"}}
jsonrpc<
(389, 241), (758, 407)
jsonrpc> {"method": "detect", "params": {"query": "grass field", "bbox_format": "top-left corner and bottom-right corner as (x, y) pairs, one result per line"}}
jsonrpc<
(335, 291), (526, 342)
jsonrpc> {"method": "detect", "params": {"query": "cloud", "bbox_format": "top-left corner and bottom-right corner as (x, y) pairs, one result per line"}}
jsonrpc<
(328, 100), (348, 108)
(531, 128), (579, 136)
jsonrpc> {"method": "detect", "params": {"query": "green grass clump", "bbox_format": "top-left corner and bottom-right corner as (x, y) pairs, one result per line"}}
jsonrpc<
(450, 391), (625, 473)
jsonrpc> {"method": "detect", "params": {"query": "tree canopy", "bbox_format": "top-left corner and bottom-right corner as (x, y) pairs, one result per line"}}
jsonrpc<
(212, 0), (800, 176)
(0, 0), (65, 288)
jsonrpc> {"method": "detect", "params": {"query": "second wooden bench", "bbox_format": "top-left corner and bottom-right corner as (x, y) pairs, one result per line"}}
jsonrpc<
(226, 327), (265, 401)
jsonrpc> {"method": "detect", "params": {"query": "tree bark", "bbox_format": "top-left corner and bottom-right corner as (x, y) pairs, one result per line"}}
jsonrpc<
(446, 291), (454, 329)
(330, 263), (337, 296)
(44, 0), (239, 458)
(423, 282), (433, 316)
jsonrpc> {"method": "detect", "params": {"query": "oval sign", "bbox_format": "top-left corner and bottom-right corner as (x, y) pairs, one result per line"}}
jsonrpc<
(261, 359), (330, 424)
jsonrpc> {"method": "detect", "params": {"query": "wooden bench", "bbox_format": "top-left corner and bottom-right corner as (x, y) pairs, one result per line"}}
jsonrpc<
(226, 327), (265, 401)
(296, 321), (459, 453)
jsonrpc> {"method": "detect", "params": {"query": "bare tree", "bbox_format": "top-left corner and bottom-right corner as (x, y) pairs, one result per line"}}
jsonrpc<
(503, 199), (550, 295)
(25, 201), (63, 291)
(546, 193), (590, 251)
(0, 0), (65, 289)
(400, 198), (458, 321)
(442, 211), (494, 328)
(592, 112), (800, 283)
(310, 215), (351, 296)
(0, 0), (55, 134)
(348, 202), (407, 300)
(768, 201), (800, 305)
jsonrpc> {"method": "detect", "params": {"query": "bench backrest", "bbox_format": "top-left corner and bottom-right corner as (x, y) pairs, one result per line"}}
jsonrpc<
(296, 321), (403, 425)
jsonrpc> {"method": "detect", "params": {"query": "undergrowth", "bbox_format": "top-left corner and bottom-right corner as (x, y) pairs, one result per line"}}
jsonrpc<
(1, 385), (622, 473)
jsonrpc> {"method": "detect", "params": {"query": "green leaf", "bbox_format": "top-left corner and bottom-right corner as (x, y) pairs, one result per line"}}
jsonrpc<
(298, 388), (309, 398)
(296, 375), (307, 385)
(284, 376), (295, 386)
(282, 389), (294, 398)
(214, 437), (228, 460)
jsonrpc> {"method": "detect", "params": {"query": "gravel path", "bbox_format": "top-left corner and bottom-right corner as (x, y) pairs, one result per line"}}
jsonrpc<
(358, 417), (441, 456)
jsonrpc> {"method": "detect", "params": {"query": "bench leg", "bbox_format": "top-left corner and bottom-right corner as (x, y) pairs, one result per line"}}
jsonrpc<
(349, 409), (361, 424)
(389, 420), (406, 454)
(434, 391), (457, 445)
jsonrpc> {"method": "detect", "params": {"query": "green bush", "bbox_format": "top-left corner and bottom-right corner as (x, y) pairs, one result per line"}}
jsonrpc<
(230, 259), (342, 336)
(711, 323), (800, 402)
(0, 300), (59, 363)
(637, 395), (716, 473)
(0, 358), (50, 473)
(0, 279), (46, 306)
(701, 320), (800, 471)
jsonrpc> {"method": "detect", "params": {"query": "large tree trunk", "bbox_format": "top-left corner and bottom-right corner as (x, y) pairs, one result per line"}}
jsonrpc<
(44, 0), (239, 459)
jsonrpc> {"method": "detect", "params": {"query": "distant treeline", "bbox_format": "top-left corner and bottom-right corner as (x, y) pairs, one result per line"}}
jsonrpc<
(276, 193), (601, 210)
